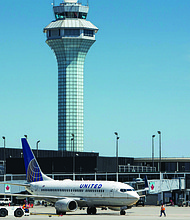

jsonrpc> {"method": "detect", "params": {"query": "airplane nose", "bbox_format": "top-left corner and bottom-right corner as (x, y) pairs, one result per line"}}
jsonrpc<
(136, 193), (140, 200)
(133, 193), (140, 203)
(127, 192), (140, 205)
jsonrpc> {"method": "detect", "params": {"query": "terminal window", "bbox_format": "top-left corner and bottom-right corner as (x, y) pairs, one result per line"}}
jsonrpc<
(64, 29), (80, 37)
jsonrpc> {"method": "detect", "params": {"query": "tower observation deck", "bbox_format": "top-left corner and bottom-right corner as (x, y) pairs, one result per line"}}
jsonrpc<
(43, 0), (98, 152)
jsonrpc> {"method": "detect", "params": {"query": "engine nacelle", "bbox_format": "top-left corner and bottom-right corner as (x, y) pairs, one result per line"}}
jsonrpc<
(55, 198), (78, 212)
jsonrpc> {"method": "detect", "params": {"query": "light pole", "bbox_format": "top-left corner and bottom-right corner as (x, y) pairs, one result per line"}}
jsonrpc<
(157, 131), (163, 203)
(2, 136), (6, 197)
(114, 132), (120, 182)
(36, 140), (40, 158)
(152, 135), (155, 171)
(2, 136), (6, 177)
(157, 131), (161, 172)
(71, 134), (75, 181)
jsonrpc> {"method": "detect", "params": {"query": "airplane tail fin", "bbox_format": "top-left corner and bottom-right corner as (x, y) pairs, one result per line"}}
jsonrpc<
(21, 138), (52, 183)
(136, 175), (149, 194)
(144, 175), (149, 188)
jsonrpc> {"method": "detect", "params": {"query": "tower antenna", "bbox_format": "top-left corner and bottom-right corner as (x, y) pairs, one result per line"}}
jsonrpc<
(51, 0), (55, 6)
(87, 0), (89, 6)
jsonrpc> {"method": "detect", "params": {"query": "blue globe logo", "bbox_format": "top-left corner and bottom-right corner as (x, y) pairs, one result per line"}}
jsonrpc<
(27, 159), (43, 182)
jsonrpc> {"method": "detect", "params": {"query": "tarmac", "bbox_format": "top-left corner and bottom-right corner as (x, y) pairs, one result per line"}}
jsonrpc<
(2, 205), (190, 219)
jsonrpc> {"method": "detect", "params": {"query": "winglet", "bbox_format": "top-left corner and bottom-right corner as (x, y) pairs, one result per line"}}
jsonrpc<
(21, 138), (52, 182)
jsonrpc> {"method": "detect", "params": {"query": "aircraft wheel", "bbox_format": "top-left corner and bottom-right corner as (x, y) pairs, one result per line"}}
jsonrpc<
(56, 210), (66, 215)
(120, 210), (126, 215)
(91, 207), (97, 215)
(87, 207), (97, 215)
(87, 207), (91, 214)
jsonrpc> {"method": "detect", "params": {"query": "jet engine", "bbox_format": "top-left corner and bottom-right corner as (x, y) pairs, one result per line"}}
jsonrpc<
(55, 198), (78, 213)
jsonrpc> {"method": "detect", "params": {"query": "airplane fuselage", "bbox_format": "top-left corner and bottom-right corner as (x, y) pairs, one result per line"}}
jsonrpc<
(26, 179), (139, 208)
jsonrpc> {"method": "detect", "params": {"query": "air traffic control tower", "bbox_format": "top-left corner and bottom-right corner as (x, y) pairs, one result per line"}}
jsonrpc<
(43, 0), (98, 152)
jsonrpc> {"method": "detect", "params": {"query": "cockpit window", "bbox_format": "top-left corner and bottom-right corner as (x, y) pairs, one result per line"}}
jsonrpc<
(120, 189), (134, 192)
(120, 189), (127, 192)
(55, 12), (87, 20)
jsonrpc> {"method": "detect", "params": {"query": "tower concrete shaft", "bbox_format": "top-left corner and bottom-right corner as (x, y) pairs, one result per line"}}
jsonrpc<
(44, 0), (98, 152)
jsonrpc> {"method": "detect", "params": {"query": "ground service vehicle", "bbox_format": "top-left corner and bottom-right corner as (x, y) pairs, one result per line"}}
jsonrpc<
(0, 198), (11, 206)
(0, 206), (24, 217)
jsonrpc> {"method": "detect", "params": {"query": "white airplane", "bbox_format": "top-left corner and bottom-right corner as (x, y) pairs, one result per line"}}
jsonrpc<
(0, 138), (143, 215)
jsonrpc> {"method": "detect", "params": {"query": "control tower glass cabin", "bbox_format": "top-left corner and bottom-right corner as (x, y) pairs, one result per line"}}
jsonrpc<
(43, 0), (98, 152)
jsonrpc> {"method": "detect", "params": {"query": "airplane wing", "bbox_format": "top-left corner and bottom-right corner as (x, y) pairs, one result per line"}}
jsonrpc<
(0, 193), (63, 201)
(136, 187), (149, 193)
(0, 182), (30, 187)
(0, 193), (85, 204)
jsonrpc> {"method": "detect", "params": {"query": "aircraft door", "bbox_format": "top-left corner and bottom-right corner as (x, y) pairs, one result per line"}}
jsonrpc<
(32, 185), (39, 195)
(70, 189), (75, 196)
(110, 188), (114, 197)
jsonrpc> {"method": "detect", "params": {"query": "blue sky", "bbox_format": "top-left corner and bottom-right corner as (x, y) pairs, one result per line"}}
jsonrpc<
(0, 0), (190, 158)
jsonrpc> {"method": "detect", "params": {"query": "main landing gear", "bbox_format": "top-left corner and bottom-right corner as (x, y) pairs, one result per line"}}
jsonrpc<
(87, 207), (97, 215)
(120, 210), (126, 215)
(56, 210), (66, 215)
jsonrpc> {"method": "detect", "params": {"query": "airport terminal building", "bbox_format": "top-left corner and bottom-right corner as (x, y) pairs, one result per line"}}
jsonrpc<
(0, 147), (190, 205)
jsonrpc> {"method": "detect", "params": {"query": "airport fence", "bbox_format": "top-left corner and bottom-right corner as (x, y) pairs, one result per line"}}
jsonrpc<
(0, 172), (186, 183)
(119, 165), (156, 173)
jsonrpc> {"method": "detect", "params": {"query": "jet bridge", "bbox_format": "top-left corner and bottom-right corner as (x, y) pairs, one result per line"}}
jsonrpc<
(147, 178), (185, 205)
(148, 178), (185, 194)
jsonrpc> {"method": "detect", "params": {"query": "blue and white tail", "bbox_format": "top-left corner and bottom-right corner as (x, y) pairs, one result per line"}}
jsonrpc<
(21, 138), (52, 183)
